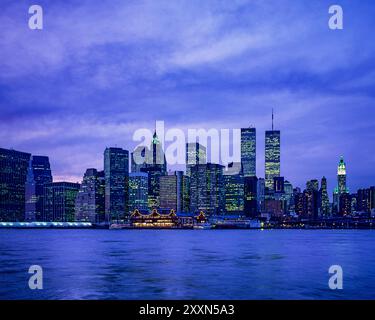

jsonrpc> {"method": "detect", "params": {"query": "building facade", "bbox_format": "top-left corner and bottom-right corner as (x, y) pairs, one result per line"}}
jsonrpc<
(104, 147), (129, 223)
(265, 130), (281, 189)
(160, 171), (190, 213)
(128, 172), (149, 213)
(25, 155), (53, 221)
(44, 182), (80, 222)
(75, 169), (105, 223)
(0, 148), (31, 222)
(241, 127), (256, 177)
(190, 163), (225, 215)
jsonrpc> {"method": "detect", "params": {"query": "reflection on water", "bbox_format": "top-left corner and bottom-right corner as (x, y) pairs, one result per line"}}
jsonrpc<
(0, 229), (375, 300)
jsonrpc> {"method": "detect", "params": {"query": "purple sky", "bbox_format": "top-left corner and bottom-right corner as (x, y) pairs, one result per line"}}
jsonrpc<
(1, 0), (375, 192)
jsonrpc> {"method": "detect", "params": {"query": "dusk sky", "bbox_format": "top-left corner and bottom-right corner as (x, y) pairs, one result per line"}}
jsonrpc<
(1, 0), (375, 192)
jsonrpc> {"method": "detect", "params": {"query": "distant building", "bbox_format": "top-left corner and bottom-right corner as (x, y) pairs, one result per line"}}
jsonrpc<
(244, 176), (258, 217)
(265, 113), (280, 189)
(257, 178), (266, 212)
(44, 182), (80, 222)
(333, 156), (349, 215)
(141, 131), (167, 210)
(284, 180), (294, 213)
(104, 147), (129, 223)
(224, 163), (244, 215)
(25, 155), (53, 221)
(320, 176), (330, 216)
(186, 142), (206, 177)
(160, 171), (190, 213)
(0, 148), (31, 222)
(128, 172), (149, 213)
(75, 169), (105, 223)
(241, 127), (256, 177)
(306, 179), (319, 192)
(190, 163), (225, 215)
(356, 188), (372, 214)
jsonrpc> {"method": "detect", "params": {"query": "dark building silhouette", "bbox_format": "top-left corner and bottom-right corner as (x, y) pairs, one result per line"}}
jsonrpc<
(75, 169), (105, 223)
(104, 147), (129, 223)
(320, 176), (330, 216)
(244, 176), (258, 217)
(43, 182), (80, 222)
(0, 148), (31, 222)
(25, 155), (53, 221)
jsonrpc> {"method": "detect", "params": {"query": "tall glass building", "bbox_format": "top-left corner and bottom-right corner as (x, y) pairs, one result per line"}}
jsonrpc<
(0, 148), (31, 222)
(265, 130), (281, 189)
(25, 155), (53, 221)
(190, 163), (225, 216)
(241, 127), (256, 177)
(186, 142), (207, 177)
(43, 182), (80, 222)
(75, 169), (105, 223)
(104, 147), (129, 223)
(320, 176), (330, 216)
(128, 172), (149, 213)
(159, 171), (190, 213)
(224, 162), (244, 215)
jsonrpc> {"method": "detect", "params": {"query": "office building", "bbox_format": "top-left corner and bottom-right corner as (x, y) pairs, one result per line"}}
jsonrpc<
(128, 172), (149, 213)
(75, 169), (105, 223)
(0, 148), (31, 222)
(265, 112), (280, 189)
(44, 182), (80, 222)
(25, 155), (53, 221)
(190, 163), (225, 216)
(104, 147), (129, 223)
(241, 127), (256, 177)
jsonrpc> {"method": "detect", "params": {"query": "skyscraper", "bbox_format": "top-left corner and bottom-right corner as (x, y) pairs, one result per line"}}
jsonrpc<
(241, 127), (256, 177)
(244, 176), (258, 217)
(128, 172), (149, 213)
(43, 182), (80, 222)
(0, 148), (31, 222)
(320, 176), (330, 216)
(25, 155), (53, 221)
(160, 171), (190, 213)
(75, 169), (105, 223)
(146, 131), (167, 172)
(141, 131), (167, 209)
(190, 163), (225, 216)
(104, 147), (129, 223)
(265, 111), (281, 189)
(186, 142), (207, 177)
(333, 156), (349, 215)
(224, 162), (244, 215)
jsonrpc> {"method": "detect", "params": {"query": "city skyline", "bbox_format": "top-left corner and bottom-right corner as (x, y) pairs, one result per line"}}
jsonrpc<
(1, 1), (375, 192)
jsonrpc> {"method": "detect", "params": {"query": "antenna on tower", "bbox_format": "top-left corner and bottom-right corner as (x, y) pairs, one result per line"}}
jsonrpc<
(272, 108), (274, 131)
